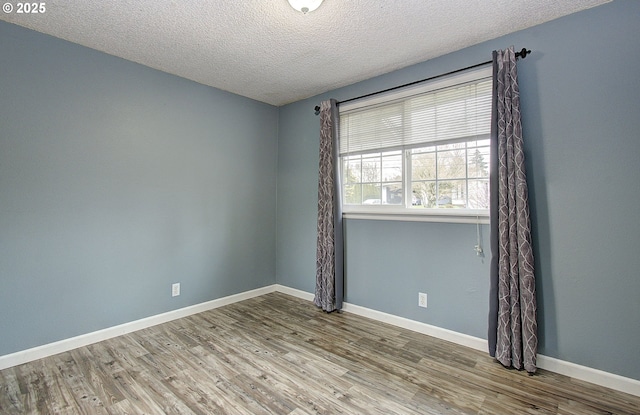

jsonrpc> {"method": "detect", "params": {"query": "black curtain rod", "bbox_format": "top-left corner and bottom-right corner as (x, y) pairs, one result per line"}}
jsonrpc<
(314, 47), (531, 114)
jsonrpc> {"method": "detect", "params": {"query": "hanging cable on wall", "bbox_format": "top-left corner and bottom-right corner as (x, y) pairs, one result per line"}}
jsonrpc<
(474, 216), (484, 257)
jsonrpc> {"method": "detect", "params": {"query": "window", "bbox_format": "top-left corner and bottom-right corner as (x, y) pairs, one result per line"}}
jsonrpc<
(338, 66), (492, 223)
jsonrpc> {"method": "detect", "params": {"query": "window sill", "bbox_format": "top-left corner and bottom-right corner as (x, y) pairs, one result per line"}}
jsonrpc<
(342, 208), (490, 224)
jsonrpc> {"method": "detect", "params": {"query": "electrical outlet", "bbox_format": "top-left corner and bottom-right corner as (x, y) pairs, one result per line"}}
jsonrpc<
(418, 292), (427, 308)
(172, 283), (180, 297)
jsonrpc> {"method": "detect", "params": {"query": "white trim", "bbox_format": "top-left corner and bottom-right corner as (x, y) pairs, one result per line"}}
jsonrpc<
(0, 285), (277, 371)
(274, 284), (486, 351)
(274, 285), (487, 353)
(344, 211), (490, 224)
(341, 301), (488, 352)
(279, 286), (640, 397)
(274, 284), (315, 302)
(2, 283), (638, 398)
(537, 355), (640, 397)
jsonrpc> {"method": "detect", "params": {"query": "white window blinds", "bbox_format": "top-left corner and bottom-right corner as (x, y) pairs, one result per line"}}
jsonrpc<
(339, 68), (492, 156)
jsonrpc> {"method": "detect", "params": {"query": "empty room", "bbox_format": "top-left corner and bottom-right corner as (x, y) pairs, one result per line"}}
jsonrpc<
(1, 0), (639, 414)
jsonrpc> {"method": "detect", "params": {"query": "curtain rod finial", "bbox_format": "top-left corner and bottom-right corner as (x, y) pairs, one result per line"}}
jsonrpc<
(517, 48), (531, 59)
(314, 105), (321, 115)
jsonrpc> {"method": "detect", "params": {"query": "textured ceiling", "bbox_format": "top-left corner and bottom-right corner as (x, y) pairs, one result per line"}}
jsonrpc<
(1, 0), (610, 106)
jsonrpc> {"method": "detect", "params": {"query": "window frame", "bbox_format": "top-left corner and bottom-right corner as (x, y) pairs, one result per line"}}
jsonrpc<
(338, 65), (492, 224)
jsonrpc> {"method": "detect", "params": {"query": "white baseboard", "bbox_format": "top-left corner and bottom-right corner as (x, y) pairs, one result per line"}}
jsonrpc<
(2, 283), (638, 397)
(274, 284), (315, 302)
(341, 301), (489, 352)
(0, 285), (277, 371)
(275, 284), (487, 352)
(278, 286), (640, 397)
(537, 355), (640, 397)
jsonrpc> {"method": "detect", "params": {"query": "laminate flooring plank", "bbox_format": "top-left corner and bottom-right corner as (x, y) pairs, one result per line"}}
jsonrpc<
(161, 321), (202, 349)
(403, 337), (482, 369)
(53, 352), (107, 415)
(260, 352), (363, 414)
(186, 344), (246, 381)
(49, 374), (84, 415)
(147, 332), (218, 378)
(15, 362), (50, 415)
(194, 307), (240, 329)
(303, 335), (486, 413)
(204, 374), (274, 415)
(199, 331), (353, 414)
(280, 349), (349, 384)
(218, 317), (306, 358)
(478, 391), (558, 415)
(562, 376), (640, 414)
(14, 358), (83, 415)
(354, 336), (424, 365)
(555, 397), (636, 415)
(411, 388), (481, 415)
(39, 356), (86, 415)
(104, 398), (138, 415)
(133, 336), (194, 378)
(100, 336), (148, 371)
(300, 323), (519, 414)
(343, 383), (426, 415)
(340, 367), (417, 404)
(230, 372), (299, 414)
(311, 312), (411, 350)
(220, 299), (317, 331)
(304, 333), (416, 380)
(165, 319), (227, 352)
(146, 334), (243, 413)
(474, 358), (639, 414)
(211, 328), (368, 414)
(126, 369), (196, 415)
(167, 368), (256, 415)
(70, 347), (126, 407)
(287, 408), (316, 415)
(85, 342), (129, 375)
(412, 349), (553, 414)
(416, 354), (561, 413)
(114, 334), (150, 358)
(134, 353), (175, 381)
(146, 326), (190, 355)
(109, 369), (167, 414)
(409, 373), (489, 414)
(252, 350), (359, 413)
(0, 367), (25, 415)
(248, 293), (318, 320)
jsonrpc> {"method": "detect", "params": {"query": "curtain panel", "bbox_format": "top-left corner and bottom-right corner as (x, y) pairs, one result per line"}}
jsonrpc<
(314, 99), (344, 312)
(488, 47), (538, 373)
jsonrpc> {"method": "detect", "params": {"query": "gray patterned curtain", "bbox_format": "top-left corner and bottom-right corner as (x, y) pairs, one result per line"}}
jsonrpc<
(314, 99), (344, 312)
(488, 47), (537, 373)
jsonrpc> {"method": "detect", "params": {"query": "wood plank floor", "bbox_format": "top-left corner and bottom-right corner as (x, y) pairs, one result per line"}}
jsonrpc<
(1, 292), (638, 414)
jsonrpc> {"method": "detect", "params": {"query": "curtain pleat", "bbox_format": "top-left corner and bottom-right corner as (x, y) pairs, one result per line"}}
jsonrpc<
(489, 47), (537, 373)
(314, 99), (343, 312)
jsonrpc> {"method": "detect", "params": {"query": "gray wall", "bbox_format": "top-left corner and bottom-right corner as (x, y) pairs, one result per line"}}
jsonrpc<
(276, 0), (640, 380)
(0, 22), (278, 355)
